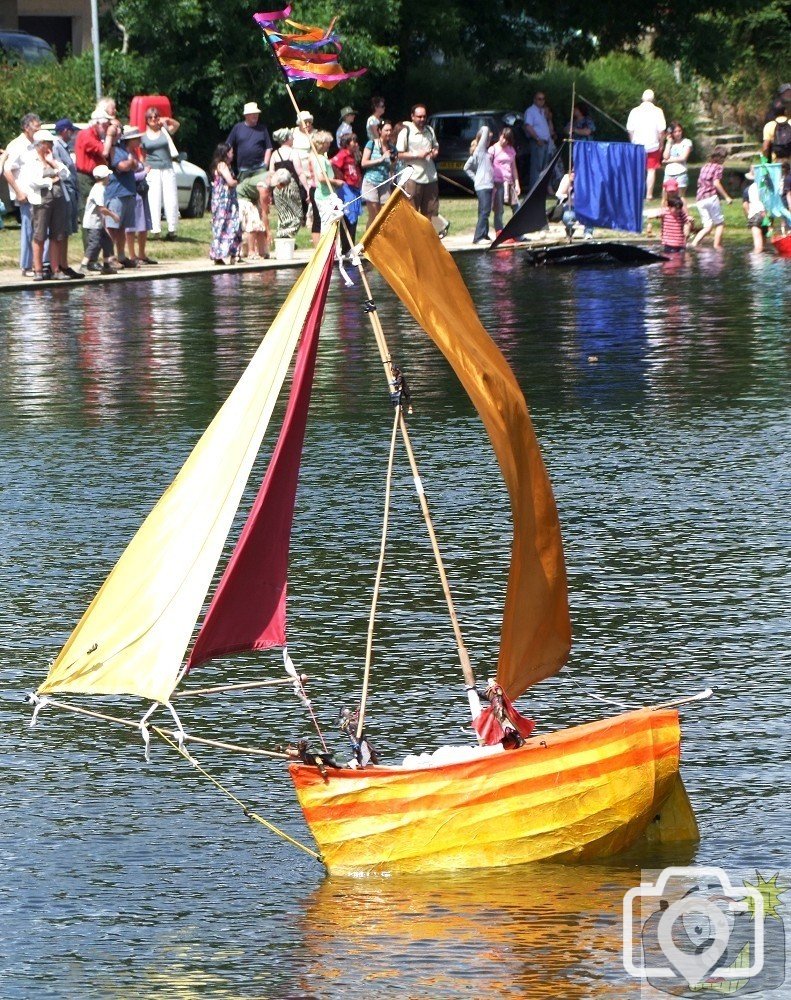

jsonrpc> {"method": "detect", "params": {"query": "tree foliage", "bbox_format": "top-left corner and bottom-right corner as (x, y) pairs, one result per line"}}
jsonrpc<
(2, 0), (785, 162)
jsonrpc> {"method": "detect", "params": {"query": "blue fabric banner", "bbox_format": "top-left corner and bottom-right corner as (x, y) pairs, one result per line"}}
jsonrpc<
(574, 141), (646, 234)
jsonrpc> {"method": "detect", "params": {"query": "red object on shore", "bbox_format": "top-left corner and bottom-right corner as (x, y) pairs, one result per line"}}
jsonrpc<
(129, 95), (173, 132)
(771, 233), (791, 257)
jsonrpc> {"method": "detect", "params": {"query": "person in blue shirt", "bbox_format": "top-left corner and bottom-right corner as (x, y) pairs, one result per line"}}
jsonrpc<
(104, 123), (139, 267)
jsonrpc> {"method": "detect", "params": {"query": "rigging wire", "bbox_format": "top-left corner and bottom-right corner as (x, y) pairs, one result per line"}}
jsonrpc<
(357, 407), (401, 739)
(28, 695), (291, 758)
(576, 93), (629, 135)
(152, 726), (322, 862)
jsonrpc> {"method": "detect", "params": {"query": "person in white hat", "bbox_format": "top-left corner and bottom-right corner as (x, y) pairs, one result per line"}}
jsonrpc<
(20, 130), (85, 280)
(225, 100), (273, 179)
(626, 89), (667, 200)
(82, 164), (120, 274)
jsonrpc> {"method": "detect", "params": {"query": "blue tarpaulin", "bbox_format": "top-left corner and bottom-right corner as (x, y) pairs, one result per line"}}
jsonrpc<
(575, 142), (646, 234)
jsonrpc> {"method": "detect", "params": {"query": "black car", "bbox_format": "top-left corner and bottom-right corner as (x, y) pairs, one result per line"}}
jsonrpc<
(428, 109), (523, 188)
(0, 30), (56, 64)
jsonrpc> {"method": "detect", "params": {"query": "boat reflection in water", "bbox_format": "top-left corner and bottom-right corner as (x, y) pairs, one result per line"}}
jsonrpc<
(295, 856), (693, 998)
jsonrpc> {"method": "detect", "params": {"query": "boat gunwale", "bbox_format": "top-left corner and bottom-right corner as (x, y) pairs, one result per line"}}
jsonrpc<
(289, 706), (680, 781)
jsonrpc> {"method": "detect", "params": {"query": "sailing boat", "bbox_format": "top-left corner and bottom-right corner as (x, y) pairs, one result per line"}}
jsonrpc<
(492, 140), (666, 266)
(31, 191), (701, 876)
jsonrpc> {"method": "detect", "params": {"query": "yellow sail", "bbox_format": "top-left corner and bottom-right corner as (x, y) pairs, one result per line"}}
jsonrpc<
(361, 193), (570, 698)
(39, 227), (338, 704)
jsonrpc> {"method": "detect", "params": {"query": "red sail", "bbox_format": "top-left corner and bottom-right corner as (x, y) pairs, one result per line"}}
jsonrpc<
(187, 254), (334, 668)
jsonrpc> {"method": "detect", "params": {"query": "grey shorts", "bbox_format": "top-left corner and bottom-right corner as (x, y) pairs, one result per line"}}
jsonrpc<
(362, 178), (391, 205)
(105, 195), (136, 230)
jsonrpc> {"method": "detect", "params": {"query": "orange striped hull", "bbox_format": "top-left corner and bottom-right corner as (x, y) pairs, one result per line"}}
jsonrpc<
(289, 708), (696, 875)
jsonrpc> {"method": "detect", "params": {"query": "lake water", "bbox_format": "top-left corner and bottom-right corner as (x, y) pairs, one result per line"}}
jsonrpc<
(1, 248), (789, 997)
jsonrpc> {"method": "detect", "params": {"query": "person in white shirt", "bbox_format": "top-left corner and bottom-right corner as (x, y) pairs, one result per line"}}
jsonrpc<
(395, 104), (440, 223)
(626, 89), (667, 200)
(19, 130), (84, 280)
(82, 164), (120, 273)
(2, 112), (41, 275)
(522, 92), (556, 191)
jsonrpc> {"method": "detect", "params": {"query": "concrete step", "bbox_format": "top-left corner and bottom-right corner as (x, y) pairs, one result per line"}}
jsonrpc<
(727, 141), (761, 153)
(729, 148), (762, 162)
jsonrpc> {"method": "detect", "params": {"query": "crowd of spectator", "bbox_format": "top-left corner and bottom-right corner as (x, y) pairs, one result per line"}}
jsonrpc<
(207, 96), (448, 264)
(1, 85), (789, 274)
(0, 93), (448, 278)
(0, 96), (178, 280)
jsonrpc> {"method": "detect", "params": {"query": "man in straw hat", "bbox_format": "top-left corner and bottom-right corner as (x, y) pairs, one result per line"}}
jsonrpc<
(626, 89), (667, 200)
(225, 101), (273, 179)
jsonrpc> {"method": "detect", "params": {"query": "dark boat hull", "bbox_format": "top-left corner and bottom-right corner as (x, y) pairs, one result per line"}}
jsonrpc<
(523, 240), (667, 267)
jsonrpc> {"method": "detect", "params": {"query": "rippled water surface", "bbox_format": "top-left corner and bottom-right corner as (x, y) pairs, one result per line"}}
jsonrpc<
(1, 249), (789, 997)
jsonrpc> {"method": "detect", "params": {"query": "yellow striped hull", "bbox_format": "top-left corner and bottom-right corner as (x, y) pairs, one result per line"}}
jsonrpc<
(289, 708), (697, 875)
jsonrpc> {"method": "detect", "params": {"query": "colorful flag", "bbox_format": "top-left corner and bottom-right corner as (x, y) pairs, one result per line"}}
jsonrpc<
(254, 7), (366, 89)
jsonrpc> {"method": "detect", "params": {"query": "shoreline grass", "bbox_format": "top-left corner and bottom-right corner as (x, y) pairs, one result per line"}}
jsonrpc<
(0, 190), (762, 270)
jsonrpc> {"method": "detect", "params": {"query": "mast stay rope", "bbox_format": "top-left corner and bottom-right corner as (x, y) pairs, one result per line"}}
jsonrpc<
(152, 726), (322, 862)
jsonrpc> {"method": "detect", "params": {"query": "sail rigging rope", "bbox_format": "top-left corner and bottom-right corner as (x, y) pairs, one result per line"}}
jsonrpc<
(576, 93), (629, 135)
(151, 726), (323, 862)
(29, 695), (292, 758)
(357, 407), (401, 738)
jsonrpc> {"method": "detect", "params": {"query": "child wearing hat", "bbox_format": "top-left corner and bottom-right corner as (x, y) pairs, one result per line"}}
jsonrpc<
(82, 165), (120, 273)
(336, 106), (357, 149)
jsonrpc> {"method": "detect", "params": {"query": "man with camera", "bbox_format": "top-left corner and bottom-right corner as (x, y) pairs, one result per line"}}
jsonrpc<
(395, 104), (441, 226)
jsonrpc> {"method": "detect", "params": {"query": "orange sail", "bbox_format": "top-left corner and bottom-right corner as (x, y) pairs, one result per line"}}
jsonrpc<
(362, 193), (571, 699)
